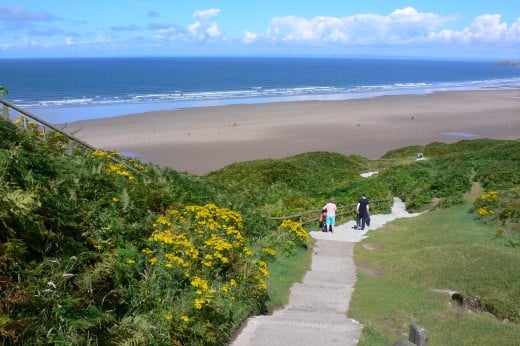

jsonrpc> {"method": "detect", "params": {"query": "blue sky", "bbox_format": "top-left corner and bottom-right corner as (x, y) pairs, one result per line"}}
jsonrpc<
(1, 1), (520, 59)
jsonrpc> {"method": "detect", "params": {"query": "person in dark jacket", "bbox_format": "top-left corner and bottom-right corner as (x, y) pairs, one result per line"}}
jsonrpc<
(356, 194), (370, 230)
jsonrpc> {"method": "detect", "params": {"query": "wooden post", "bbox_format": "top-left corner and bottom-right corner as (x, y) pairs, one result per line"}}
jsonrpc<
(22, 114), (27, 129)
(67, 138), (74, 156)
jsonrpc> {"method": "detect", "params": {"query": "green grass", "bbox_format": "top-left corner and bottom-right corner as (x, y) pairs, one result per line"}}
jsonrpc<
(265, 240), (314, 310)
(350, 203), (520, 345)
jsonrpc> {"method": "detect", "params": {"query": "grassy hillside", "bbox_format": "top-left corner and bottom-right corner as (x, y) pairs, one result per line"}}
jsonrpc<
(1, 116), (518, 344)
(351, 202), (520, 345)
(206, 152), (393, 219)
(0, 118), (307, 345)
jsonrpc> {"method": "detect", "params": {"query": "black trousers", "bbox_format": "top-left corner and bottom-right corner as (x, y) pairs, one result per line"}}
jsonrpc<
(359, 213), (367, 229)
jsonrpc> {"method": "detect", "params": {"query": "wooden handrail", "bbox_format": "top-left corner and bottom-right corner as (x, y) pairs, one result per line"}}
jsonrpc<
(1, 98), (140, 174)
(1, 98), (97, 150)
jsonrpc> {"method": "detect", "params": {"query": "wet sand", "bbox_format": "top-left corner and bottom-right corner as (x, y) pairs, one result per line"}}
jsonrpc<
(64, 89), (520, 175)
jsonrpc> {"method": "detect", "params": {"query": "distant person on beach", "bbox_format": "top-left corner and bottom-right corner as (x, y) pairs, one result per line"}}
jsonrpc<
(323, 197), (337, 233)
(356, 194), (370, 230)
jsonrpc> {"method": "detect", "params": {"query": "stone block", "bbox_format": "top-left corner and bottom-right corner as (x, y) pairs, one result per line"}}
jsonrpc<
(410, 324), (428, 346)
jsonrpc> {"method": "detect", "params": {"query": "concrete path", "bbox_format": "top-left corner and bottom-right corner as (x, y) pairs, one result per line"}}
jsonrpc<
(230, 197), (421, 346)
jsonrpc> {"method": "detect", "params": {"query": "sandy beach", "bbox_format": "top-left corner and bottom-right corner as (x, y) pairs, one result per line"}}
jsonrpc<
(64, 89), (520, 175)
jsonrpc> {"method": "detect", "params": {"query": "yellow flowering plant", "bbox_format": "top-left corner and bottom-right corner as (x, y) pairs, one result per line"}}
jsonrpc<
(278, 219), (309, 247)
(142, 203), (269, 343)
(91, 149), (148, 176)
(474, 191), (499, 221)
(473, 189), (520, 236)
(260, 219), (309, 257)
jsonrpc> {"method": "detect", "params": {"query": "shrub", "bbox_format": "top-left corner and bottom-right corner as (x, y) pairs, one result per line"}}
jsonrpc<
(473, 189), (520, 240)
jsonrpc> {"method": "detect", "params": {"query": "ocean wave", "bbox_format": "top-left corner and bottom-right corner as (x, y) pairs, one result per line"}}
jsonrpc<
(14, 77), (520, 111)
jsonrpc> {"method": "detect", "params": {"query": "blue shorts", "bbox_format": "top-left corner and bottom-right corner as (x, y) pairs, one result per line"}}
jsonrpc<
(326, 215), (335, 226)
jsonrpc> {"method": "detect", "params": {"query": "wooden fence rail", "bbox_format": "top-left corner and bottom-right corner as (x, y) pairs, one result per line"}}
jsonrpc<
(1, 98), (139, 173)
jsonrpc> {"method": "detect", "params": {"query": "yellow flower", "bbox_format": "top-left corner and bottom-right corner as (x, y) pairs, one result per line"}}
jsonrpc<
(194, 298), (204, 310)
(478, 191), (499, 201)
(112, 197), (120, 202)
(149, 257), (158, 265)
(191, 276), (209, 290)
(257, 278), (268, 291)
(279, 220), (309, 245)
(263, 247), (277, 256)
(181, 315), (190, 323)
(156, 215), (172, 227)
(126, 259), (135, 264)
(141, 248), (153, 256)
(258, 261), (270, 277)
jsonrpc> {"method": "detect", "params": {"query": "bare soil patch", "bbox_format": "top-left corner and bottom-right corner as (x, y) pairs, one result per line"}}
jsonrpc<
(362, 243), (384, 251)
(357, 263), (383, 277)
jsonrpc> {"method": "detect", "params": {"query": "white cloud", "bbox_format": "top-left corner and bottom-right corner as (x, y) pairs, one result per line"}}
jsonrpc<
(206, 22), (220, 38)
(509, 19), (520, 41)
(429, 14), (520, 45)
(187, 8), (222, 40)
(259, 7), (450, 45)
(249, 7), (520, 48)
(193, 8), (220, 21)
(187, 21), (201, 37)
(149, 8), (222, 42)
(65, 37), (74, 45)
(468, 14), (507, 42)
(242, 30), (257, 43)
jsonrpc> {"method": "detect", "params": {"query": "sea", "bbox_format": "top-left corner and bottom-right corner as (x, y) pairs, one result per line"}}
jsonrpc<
(1, 57), (520, 124)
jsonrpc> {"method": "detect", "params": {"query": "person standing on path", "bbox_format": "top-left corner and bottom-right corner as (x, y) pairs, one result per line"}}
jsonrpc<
(318, 208), (328, 232)
(356, 194), (370, 230)
(323, 197), (337, 233)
